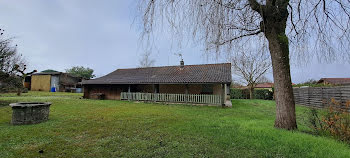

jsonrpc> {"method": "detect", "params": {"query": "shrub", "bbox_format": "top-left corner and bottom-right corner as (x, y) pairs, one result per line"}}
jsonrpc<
(230, 88), (246, 99)
(230, 88), (273, 100)
(0, 72), (22, 93)
(306, 99), (350, 143)
(254, 89), (273, 100)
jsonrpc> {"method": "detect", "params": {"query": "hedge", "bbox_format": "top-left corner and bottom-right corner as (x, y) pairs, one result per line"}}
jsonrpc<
(230, 88), (274, 100)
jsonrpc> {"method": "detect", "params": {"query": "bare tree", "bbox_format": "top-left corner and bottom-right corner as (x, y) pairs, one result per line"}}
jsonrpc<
(0, 28), (29, 94)
(136, 0), (350, 130)
(231, 51), (271, 99)
(257, 75), (272, 83)
(13, 64), (37, 96)
(0, 28), (25, 74)
(139, 51), (155, 67)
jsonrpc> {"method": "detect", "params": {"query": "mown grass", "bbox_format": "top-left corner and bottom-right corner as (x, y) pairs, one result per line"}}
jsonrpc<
(0, 92), (349, 157)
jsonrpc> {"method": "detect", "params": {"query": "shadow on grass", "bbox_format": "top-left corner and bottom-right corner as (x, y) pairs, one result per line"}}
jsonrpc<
(0, 100), (18, 107)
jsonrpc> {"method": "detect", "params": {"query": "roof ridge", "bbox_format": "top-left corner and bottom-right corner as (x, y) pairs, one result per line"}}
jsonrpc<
(321, 78), (350, 79)
(116, 63), (231, 70)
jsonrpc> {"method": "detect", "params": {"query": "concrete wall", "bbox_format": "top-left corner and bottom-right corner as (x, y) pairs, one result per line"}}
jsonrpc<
(31, 75), (51, 91)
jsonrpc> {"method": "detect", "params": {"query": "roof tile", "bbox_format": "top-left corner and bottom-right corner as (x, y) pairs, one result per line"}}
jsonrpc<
(83, 63), (231, 84)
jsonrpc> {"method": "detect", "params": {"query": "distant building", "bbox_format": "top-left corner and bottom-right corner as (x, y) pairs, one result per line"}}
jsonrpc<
(255, 82), (295, 91)
(31, 72), (82, 92)
(317, 78), (350, 86)
(255, 82), (274, 91)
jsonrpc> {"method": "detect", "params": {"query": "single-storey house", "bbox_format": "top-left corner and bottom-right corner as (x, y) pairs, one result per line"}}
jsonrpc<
(255, 82), (274, 91)
(31, 72), (82, 92)
(82, 62), (232, 106)
(317, 78), (350, 86)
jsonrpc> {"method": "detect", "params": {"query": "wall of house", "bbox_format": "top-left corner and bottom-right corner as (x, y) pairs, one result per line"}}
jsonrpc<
(135, 84), (154, 93)
(84, 84), (129, 100)
(159, 84), (186, 94)
(159, 84), (204, 94)
(31, 75), (51, 91)
(84, 83), (228, 100)
(213, 84), (222, 95)
(255, 88), (273, 92)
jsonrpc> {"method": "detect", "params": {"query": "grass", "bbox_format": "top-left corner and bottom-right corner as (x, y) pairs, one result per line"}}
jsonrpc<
(0, 92), (349, 157)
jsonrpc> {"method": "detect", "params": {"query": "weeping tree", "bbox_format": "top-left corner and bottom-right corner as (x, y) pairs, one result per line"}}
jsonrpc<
(136, 0), (350, 130)
(139, 51), (156, 68)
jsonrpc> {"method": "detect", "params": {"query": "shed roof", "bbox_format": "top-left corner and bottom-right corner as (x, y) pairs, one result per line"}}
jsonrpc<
(83, 63), (232, 85)
(32, 72), (62, 75)
(32, 72), (81, 79)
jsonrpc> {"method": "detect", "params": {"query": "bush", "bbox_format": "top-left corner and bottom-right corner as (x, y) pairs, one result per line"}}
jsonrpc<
(230, 88), (248, 99)
(254, 89), (274, 100)
(0, 72), (22, 93)
(306, 99), (350, 143)
(230, 88), (273, 100)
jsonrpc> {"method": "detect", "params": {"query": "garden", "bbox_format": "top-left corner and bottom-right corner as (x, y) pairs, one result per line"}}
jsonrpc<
(0, 92), (349, 157)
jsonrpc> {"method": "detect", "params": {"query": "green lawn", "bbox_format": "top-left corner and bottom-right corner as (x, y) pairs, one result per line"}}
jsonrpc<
(0, 92), (349, 157)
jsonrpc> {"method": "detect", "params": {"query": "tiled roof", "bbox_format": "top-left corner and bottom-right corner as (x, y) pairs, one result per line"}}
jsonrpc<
(318, 78), (350, 85)
(83, 63), (231, 85)
(255, 83), (274, 88)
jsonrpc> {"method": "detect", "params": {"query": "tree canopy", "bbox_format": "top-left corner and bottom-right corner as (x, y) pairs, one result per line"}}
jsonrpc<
(136, 0), (350, 130)
(65, 66), (95, 79)
(139, 51), (155, 68)
(0, 28), (25, 75)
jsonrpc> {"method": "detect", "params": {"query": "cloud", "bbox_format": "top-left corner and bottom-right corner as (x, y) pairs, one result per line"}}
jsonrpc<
(0, 0), (348, 82)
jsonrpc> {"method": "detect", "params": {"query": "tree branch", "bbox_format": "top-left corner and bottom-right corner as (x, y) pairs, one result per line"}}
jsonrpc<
(216, 30), (262, 45)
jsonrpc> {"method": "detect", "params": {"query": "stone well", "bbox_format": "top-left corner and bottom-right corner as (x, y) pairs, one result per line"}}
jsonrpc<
(9, 102), (51, 125)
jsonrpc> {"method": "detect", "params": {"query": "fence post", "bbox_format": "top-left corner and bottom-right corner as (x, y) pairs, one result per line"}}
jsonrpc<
(221, 84), (225, 106)
(128, 85), (131, 101)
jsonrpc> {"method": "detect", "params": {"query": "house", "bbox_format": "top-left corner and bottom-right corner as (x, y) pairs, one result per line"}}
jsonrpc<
(255, 82), (274, 91)
(82, 61), (232, 106)
(31, 72), (82, 92)
(317, 78), (350, 86)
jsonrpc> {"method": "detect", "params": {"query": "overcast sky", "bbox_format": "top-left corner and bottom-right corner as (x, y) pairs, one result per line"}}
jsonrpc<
(0, 0), (349, 84)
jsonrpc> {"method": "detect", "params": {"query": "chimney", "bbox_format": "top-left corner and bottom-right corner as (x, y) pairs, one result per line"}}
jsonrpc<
(180, 59), (184, 68)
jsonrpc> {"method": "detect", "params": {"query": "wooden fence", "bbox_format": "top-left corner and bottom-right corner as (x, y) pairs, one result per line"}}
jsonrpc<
(121, 92), (222, 105)
(293, 86), (350, 110)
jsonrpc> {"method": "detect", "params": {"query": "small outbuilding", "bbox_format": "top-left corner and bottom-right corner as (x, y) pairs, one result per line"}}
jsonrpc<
(31, 72), (82, 92)
(82, 62), (232, 106)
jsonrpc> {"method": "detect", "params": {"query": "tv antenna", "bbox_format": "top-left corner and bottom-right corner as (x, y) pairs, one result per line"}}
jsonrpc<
(175, 53), (183, 61)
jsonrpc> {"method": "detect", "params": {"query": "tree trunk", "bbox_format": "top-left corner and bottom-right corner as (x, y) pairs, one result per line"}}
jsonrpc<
(249, 86), (254, 99)
(17, 89), (21, 96)
(255, 1), (297, 130)
(265, 28), (297, 130)
(17, 78), (24, 96)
